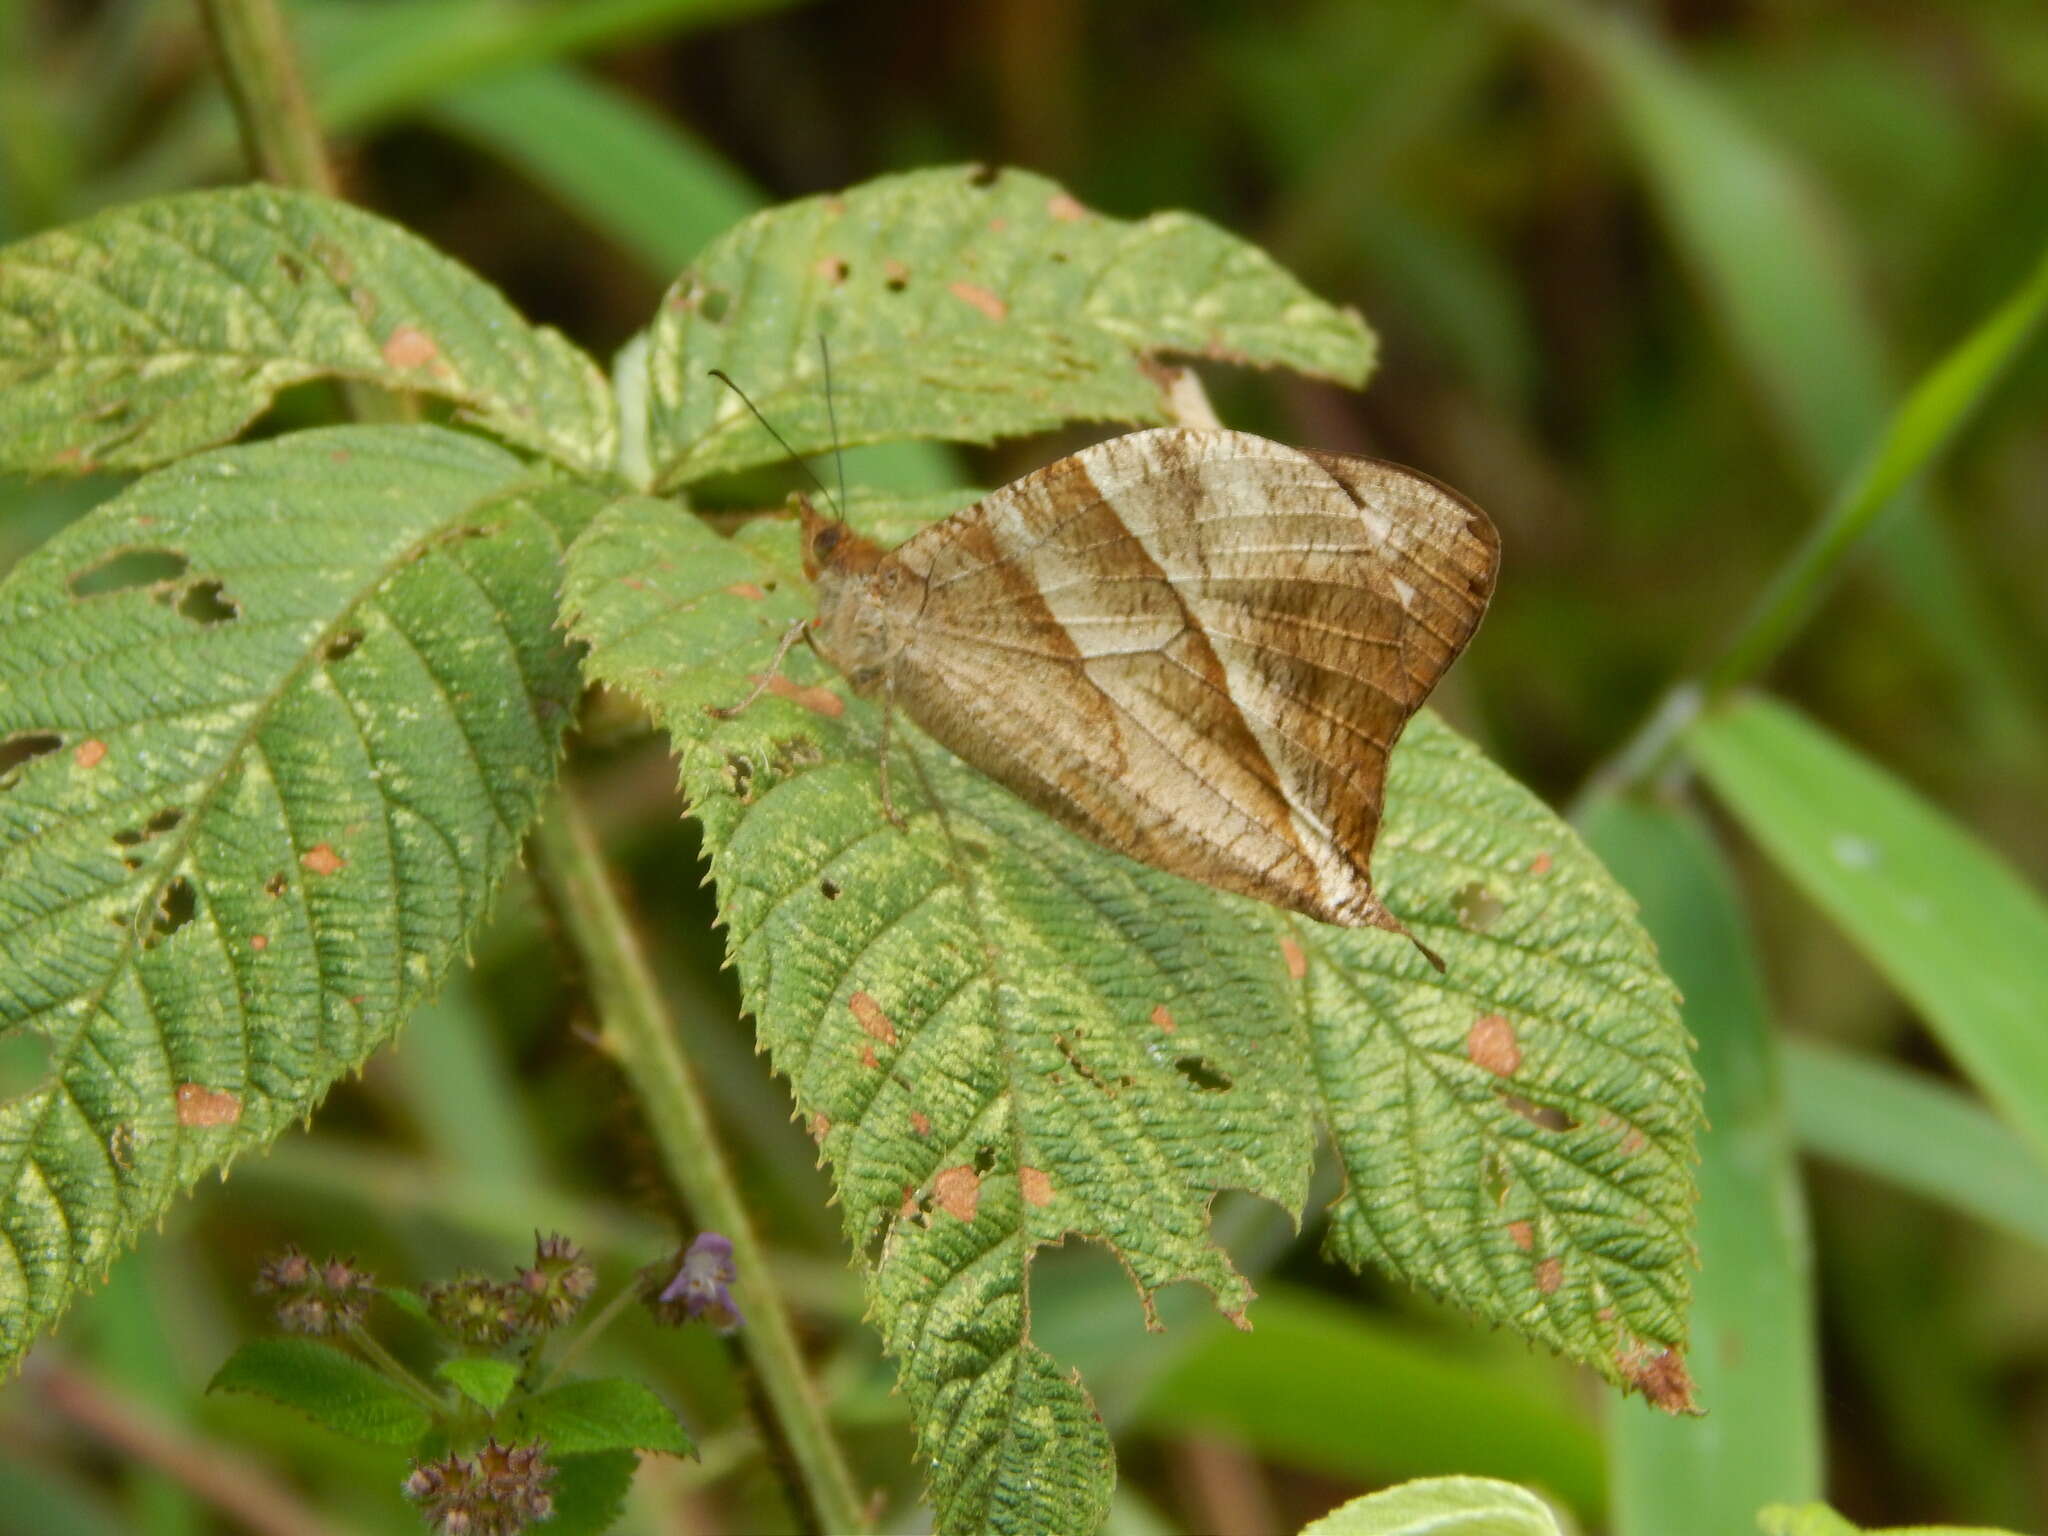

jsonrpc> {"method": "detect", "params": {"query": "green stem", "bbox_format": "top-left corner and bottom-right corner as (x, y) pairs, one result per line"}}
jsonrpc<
(537, 1279), (643, 1394)
(529, 788), (866, 1536)
(192, 0), (336, 195)
(190, 0), (855, 1522)
(345, 1321), (447, 1415)
(1588, 239), (2048, 801)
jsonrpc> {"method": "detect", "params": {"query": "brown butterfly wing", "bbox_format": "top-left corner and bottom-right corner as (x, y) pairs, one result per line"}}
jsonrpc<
(875, 428), (1499, 929)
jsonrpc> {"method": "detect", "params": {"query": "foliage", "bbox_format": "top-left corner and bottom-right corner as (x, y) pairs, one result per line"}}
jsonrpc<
(4, 1), (2047, 1532)
(0, 159), (1700, 1532)
(1298, 1476), (1569, 1536)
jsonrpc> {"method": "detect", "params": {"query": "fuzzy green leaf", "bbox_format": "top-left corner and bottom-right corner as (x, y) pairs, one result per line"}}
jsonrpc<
(209, 1337), (432, 1447)
(562, 496), (1697, 1531)
(1300, 1476), (1568, 1536)
(543, 1450), (639, 1536)
(0, 187), (616, 476)
(437, 1355), (520, 1413)
(637, 164), (1374, 491)
(0, 426), (587, 1371)
(508, 1377), (695, 1457)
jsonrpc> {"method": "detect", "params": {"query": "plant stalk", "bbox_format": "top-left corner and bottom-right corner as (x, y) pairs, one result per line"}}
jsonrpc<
(1586, 239), (2048, 803)
(191, 0), (861, 1526)
(530, 789), (866, 1535)
(193, 0), (336, 195)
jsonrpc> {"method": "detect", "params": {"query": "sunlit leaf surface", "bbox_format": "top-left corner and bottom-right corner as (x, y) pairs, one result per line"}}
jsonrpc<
(0, 427), (587, 1368)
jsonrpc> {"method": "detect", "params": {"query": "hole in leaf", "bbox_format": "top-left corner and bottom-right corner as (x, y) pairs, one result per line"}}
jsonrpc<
(1480, 1149), (1512, 1204)
(70, 548), (188, 598)
(883, 260), (911, 292)
(697, 286), (730, 323)
(724, 754), (755, 799)
(1452, 882), (1503, 932)
(0, 732), (63, 779)
(114, 807), (184, 848)
(264, 872), (289, 898)
(175, 579), (239, 626)
(819, 878), (841, 900)
(967, 164), (999, 188)
(147, 877), (196, 942)
(324, 628), (365, 663)
(1174, 1055), (1233, 1093)
(1499, 1093), (1580, 1133)
(973, 1145), (996, 1174)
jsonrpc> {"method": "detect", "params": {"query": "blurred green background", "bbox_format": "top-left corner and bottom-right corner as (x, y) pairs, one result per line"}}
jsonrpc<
(2, 1), (2045, 1533)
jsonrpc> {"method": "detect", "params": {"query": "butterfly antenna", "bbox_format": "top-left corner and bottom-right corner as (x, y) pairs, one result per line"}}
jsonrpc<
(705, 368), (843, 519)
(819, 333), (848, 526)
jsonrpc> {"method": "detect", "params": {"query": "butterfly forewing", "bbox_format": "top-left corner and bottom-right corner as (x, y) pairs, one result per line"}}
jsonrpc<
(845, 428), (1498, 933)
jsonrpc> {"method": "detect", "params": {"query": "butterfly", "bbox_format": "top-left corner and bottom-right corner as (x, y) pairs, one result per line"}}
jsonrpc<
(724, 421), (1499, 970)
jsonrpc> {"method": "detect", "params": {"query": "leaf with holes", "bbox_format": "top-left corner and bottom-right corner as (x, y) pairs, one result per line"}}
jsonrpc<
(561, 495), (1698, 1531)
(0, 187), (616, 476)
(635, 163), (1374, 490)
(0, 426), (590, 1371)
(1300, 721), (1700, 1411)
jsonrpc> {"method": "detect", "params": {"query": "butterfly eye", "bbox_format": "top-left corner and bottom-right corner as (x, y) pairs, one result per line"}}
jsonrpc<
(812, 525), (844, 557)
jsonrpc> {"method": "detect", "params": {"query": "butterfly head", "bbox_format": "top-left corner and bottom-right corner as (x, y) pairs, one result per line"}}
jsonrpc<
(798, 493), (882, 582)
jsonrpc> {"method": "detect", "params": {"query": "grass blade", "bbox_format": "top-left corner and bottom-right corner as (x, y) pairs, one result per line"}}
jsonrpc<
(1579, 793), (1822, 1535)
(1786, 1038), (2048, 1250)
(1689, 696), (2048, 1166)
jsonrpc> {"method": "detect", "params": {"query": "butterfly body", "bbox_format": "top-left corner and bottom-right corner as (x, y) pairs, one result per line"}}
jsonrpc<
(800, 427), (1498, 950)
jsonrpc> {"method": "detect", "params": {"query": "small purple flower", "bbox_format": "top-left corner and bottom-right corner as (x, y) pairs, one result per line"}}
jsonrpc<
(655, 1232), (743, 1334)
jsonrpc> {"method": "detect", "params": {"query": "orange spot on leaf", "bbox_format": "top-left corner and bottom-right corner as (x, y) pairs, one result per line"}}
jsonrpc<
(725, 582), (767, 601)
(860, 1045), (878, 1070)
(948, 281), (1007, 321)
(381, 325), (438, 370)
(1046, 192), (1088, 222)
(176, 1082), (241, 1127)
(910, 1111), (932, 1137)
(1530, 851), (1554, 876)
(850, 990), (898, 1045)
(1020, 1166), (1053, 1207)
(249, 934), (268, 952)
(1535, 1256), (1563, 1294)
(932, 1164), (980, 1222)
(300, 843), (345, 876)
(1467, 1013), (1521, 1076)
(1280, 936), (1307, 979)
(1150, 1004), (1176, 1033)
(763, 675), (843, 717)
(72, 739), (107, 768)
(808, 1112), (830, 1145)
(1507, 1220), (1535, 1252)
(816, 255), (849, 282)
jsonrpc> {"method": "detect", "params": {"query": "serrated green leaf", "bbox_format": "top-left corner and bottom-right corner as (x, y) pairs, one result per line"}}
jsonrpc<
(543, 1449), (639, 1536)
(637, 164), (1374, 491)
(562, 495), (1697, 1530)
(1688, 695), (2048, 1166)
(1307, 727), (1699, 1408)
(436, 1355), (519, 1412)
(507, 1377), (694, 1457)
(1757, 1503), (2023, 1536)
(0, 187), (616, 476)
(382, 1285), (432, 1323)
(208, 1337), (432, 1447)
(0, 426), (590, 1371)
(1299, 1475), (1567, 1536)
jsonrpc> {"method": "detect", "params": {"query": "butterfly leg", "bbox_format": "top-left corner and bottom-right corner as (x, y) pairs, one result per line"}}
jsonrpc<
(706, 618), (810, 718)
(876, 685), (908, 829)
